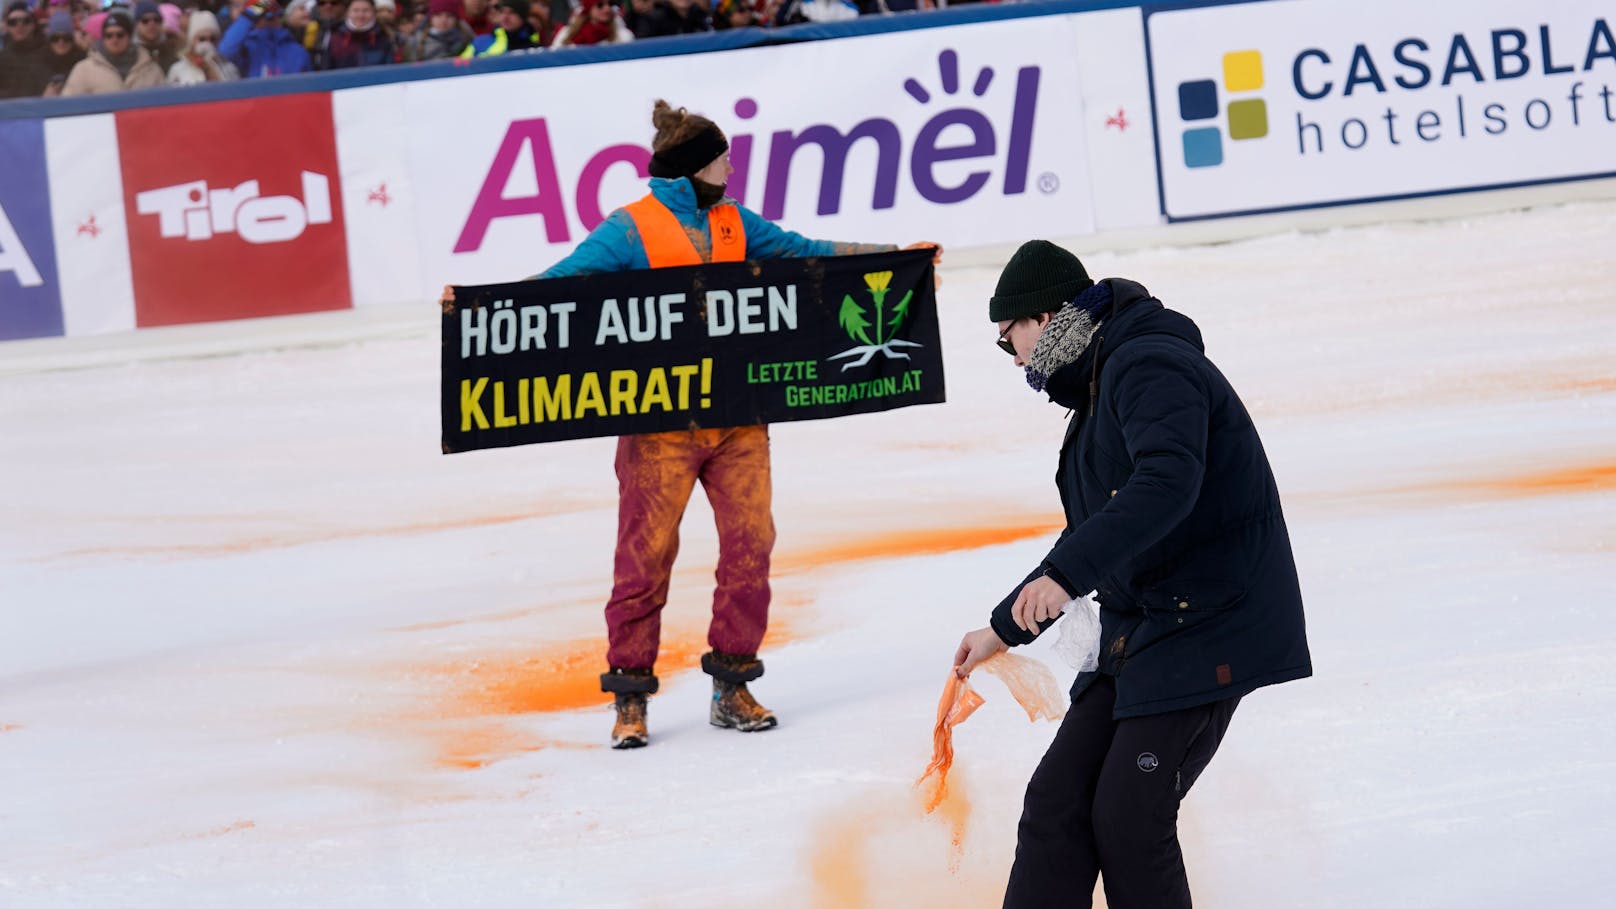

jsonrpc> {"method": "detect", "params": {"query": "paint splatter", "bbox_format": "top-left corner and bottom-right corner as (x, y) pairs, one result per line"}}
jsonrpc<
(46, 504), (596, 562)
(181, 820), (256, 840)
(778, 521), (1063, 574)
(1399, 462), (1616, 500)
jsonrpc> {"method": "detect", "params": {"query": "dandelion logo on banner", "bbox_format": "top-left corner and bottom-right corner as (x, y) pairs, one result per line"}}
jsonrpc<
(829, 270), (922, 371)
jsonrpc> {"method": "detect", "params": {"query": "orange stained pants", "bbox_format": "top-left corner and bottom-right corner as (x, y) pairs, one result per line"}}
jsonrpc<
(605, 425), (776, 671)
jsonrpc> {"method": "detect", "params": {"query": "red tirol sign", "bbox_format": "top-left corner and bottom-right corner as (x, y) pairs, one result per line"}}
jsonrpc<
(117, 94), (352, 327)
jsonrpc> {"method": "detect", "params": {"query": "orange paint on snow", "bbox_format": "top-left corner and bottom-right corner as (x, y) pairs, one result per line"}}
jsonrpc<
(49, 505), (595, 561)
(1481, 463), (1616, 496)
(1551, 376), (1616, 394)
(427, 618), (799, 719)
(182, 820), (256, 840)
(778, 521), (1063, 573)
(1413, 462), (1616, 500)
(431, 722), (585, 770)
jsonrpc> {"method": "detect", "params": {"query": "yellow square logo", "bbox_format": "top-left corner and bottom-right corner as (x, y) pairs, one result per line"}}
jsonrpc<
(1222, 50), (1263, 92)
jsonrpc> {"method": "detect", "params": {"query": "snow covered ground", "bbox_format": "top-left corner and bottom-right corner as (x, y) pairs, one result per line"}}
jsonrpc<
(3, 198), (1615, 907)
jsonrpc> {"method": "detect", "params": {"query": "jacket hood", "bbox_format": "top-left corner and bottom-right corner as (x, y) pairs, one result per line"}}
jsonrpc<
(1044, 278), (1205, 412)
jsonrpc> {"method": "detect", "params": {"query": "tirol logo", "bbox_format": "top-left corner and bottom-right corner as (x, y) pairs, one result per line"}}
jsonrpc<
(1176, 50), (1270, 168)
(116, 93), (352, 327)
(455, 49), (1042, 252)
(830, 270), (920, 370)
(135, 173), (333, 245)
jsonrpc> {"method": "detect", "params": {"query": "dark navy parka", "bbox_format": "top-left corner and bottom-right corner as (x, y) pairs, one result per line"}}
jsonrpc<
(990, 279), (1312, 718)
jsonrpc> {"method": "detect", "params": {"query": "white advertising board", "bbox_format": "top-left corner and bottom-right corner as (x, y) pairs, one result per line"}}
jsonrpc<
(45, 114), (136, 336)
(1146, 0), (1616, 219)
(373, 17), (1100, 294)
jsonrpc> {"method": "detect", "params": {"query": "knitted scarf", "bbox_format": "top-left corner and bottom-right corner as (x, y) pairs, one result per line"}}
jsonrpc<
(1025, 280), (1112, 392)
(99, 41), (140, 80)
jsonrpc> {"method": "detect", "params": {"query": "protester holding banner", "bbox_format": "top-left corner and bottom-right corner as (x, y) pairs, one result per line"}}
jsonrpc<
(951, 240), (1311, 908)
(538, 98), (939, 749)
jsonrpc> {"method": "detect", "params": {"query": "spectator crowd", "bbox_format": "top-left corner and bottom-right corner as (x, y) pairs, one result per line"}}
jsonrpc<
(1, 0), (997, 99)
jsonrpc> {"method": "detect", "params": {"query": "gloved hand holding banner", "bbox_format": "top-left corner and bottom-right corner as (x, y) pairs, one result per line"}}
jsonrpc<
(440, 247), (944, 453)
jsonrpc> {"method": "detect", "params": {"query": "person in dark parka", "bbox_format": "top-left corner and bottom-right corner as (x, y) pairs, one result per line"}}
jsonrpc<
(953, 239), (1311, 909)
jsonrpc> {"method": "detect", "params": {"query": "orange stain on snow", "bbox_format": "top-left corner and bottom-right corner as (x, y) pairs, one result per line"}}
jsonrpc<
(778, 521), (1063, 574)
(1419, 462), (1616, 499)
(0, 724), (21, 733)
(405, 519), (1059, 770)
(50, 505), (593, 561)
(182, 820), (256, 840)
(1481, 463), (1616, 496)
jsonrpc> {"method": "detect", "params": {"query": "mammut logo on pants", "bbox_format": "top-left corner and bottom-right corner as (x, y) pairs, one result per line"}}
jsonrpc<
(1137, 752), (1160, 772)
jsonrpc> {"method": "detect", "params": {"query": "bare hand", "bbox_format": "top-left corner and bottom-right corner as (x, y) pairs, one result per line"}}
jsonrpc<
(1011, 575), (1069, 633)
(953, 626), (1006, 678)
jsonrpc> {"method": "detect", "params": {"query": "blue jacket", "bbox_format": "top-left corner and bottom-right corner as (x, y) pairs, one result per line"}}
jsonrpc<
(991, 279), (1312, 718)
(539, 177), (893, 277)
(221, 16), (312, 78)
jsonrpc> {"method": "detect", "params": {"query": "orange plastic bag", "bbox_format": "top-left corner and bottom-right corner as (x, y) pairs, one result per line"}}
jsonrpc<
(915, 652), (1066, 814)
(916, 673), (985, 814)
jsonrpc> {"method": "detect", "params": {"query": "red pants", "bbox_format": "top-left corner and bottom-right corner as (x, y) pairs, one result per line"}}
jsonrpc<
(605, 426), (775, 671)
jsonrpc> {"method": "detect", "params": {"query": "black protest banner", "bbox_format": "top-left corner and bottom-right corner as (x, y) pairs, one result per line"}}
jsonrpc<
(441, 248), (945, 453)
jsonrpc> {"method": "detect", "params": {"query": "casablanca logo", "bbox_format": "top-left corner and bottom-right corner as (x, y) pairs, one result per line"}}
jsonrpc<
(1177, 50), (1269, 168)
(830, 270), (921, 370)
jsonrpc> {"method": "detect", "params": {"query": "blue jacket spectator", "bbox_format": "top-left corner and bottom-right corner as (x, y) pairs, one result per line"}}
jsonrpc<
(220, 0), (311, 77)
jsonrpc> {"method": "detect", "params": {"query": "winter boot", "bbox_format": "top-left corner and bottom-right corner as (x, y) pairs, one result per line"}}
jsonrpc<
(611, 693), (649, 749)
(601, 667), (659, 750)
(702, 650), (777, 733)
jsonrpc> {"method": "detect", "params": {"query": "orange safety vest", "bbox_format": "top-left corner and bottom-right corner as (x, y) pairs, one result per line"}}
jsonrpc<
(623, 194), (746, 268)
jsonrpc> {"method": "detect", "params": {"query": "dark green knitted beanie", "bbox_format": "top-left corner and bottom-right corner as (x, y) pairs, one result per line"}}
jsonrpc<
(988, 240), (1093, 322)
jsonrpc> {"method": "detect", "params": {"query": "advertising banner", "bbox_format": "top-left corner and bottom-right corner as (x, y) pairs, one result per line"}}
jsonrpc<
(46, 113), (136, 336)
(441, 248), (943, 452)
(0, 119), (63, 341)
(1145, 0), (1616, 219)
(115, 93), (352, 326)
(398, 18), (1094, 295)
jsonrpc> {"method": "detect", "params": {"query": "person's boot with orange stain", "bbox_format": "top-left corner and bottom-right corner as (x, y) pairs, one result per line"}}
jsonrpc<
(611, 693), (650, 749)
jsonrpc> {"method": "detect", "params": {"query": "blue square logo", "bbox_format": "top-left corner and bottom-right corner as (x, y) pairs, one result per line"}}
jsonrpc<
(1182, 127), (1223, 168)
(1178, 80), (1219, 121)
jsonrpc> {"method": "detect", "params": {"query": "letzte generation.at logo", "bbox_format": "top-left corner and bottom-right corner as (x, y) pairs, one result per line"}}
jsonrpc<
(1177, 50), (1269, 168)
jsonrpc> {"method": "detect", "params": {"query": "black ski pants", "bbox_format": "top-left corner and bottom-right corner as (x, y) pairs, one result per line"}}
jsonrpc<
(1002, 674), (1239, 909)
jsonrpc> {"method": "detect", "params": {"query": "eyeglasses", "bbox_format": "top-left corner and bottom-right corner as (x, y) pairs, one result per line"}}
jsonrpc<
(101, 28), (128, 38)
(5, 15), (33, 25)
(49, 33), (73, 42)
(996, 322), (1018, 356)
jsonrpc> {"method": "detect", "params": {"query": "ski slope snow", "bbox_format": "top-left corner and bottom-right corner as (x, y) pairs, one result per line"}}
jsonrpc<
(3, 199), (1615, 907)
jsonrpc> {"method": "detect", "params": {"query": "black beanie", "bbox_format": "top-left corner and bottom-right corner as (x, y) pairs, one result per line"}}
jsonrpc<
(988, 240), (1093, 322)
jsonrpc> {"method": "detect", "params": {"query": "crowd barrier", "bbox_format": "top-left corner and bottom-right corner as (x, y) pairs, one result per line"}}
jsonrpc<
(2, 0), (1611, 341)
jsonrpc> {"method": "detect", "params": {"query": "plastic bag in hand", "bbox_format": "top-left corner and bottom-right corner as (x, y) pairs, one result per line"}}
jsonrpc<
(1051, 595), (1101, 672)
